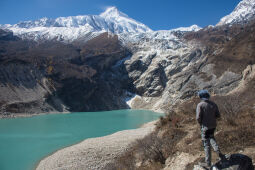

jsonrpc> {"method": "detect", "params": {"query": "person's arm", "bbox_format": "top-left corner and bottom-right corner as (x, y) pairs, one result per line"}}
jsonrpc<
(196, 104), (202, 125)
(215, 104), (221, 119)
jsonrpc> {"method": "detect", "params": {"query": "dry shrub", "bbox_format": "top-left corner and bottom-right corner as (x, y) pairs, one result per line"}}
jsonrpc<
(213, 93), (255, 152)
(216, 111), (255, 153)
(216, 94), (245, 126)
(135, 128), (185, 165)
(106, 112), (187, 170)
(184, 128), (201, 146)
(156, 111), (183, 129)
(136, 132), (167, 164)
(104, 150), (136, 170)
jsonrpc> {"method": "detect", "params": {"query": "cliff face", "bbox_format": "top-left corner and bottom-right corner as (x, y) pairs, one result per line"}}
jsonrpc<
(124, 20), (255, 112)
(0, 31), (131, 116)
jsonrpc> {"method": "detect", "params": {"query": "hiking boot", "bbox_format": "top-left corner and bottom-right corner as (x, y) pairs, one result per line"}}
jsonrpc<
(199, 162), (211, 169)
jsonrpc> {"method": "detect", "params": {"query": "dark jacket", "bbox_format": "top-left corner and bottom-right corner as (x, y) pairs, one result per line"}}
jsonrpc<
(196, 99), (220, 129)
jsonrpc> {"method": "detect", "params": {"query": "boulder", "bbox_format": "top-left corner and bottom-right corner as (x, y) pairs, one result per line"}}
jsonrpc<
(194, 154), (254, 170)
(212, 154), (254, 170)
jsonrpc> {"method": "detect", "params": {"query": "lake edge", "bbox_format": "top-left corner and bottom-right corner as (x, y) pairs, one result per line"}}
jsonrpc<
(35, 119), (159, 170)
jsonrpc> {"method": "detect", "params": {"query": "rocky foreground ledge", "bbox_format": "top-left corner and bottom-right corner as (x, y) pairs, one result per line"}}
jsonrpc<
(36, 121), (157, 170)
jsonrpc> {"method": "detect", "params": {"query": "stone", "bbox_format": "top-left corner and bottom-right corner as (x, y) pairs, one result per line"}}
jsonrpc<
(193, 154), (254, 170)
(212, 154), (254, 170)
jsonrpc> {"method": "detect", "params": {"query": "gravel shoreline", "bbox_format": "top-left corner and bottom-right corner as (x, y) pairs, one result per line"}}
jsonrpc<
(0, 112), (70, 119)
(36, 121), (157, 170)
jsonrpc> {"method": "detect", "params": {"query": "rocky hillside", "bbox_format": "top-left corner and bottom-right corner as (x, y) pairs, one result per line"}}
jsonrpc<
(0, 31), (131, 117)
(0, 0), (255, 116)
(125, 18), (255, 112)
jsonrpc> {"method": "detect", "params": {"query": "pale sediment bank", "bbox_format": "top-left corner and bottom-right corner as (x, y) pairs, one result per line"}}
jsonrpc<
(36, 120), (157, 170)
(0, 112), (70, 119)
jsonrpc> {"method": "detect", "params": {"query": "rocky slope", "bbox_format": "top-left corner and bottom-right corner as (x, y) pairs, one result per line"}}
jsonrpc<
(125, 18), (255, 112)
(1, 0), (255, 116)
(0, 31), (131, 116)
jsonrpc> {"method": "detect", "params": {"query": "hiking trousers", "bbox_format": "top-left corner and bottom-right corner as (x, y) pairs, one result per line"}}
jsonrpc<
(201, 126), (220, 166)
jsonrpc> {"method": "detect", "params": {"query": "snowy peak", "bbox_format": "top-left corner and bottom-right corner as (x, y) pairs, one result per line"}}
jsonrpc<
(100, 6), (128, 18)
(3, 7), (152, 35)
(171, 25), (201, 32)
(217, 0), (255, 26)
(0, 7), (200, 43)
(99, 6), (152, 33)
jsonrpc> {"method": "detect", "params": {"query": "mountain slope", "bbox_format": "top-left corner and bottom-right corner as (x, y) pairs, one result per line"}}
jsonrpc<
(0, 30), (132, 117)
(217, 0), (255, 26)
(1, 0), (255, 116)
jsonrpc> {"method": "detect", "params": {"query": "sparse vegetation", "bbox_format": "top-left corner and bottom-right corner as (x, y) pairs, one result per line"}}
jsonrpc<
(105, 111), (186, 170)
(105, 93), (255, 170)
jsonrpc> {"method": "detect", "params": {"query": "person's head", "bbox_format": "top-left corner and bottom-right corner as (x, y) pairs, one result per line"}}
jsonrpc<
(198, 90), (210, 100)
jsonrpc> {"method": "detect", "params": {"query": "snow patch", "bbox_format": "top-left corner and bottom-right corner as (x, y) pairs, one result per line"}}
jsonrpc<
(125, 94), (139, 108)
(171, 24), (201, 32)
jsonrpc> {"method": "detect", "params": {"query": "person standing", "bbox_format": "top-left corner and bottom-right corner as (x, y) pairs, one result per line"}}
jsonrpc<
(196, 90), (225, 168)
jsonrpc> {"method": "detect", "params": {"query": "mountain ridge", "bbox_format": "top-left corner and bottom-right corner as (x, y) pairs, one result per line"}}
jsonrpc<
(0, 7), (201, 43)
(1, 0), (255, 116)
(1, 0), (255, 43)
(217, 0), (255, 26)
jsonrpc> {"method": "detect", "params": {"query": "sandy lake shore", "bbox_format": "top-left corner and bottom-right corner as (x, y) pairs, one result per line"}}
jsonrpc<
(36, 120), (157, 170)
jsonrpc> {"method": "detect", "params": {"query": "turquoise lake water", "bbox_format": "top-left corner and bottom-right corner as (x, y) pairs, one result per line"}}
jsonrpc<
(0, 110), (162, 170)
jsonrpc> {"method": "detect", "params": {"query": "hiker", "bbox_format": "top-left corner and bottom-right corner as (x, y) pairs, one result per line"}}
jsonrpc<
(196, 90), (225, 168)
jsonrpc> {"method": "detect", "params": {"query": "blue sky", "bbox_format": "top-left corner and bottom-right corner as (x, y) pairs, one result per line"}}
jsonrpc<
(0, 0), (241, 30)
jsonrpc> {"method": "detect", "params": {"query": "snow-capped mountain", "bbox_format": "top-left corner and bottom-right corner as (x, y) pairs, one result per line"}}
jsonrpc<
(0, 7), (153, 42)
(11, 7), (152, 34)
(99, 7), (152, 33)
(217, 0), (255, 26)
(0, 7), (201, 43)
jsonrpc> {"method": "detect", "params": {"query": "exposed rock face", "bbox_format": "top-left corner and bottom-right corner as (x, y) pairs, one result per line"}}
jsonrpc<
(0, 31), (131, 116)
(125, 20), (255, 112)
(0, 29), (19, 41)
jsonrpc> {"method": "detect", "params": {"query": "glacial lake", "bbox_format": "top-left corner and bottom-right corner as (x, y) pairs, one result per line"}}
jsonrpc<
(0, 110), (162, 170)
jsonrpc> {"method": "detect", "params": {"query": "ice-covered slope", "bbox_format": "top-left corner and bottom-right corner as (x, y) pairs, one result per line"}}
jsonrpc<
(217, 0), (255, 26)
